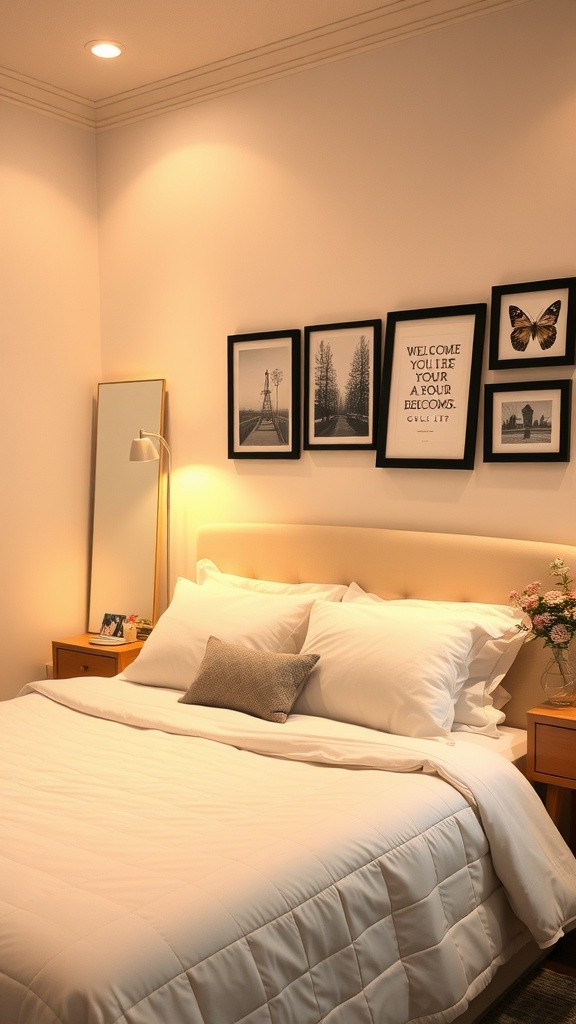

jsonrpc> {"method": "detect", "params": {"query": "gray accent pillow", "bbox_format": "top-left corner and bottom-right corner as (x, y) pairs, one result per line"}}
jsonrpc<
(178, 636), (320, 723)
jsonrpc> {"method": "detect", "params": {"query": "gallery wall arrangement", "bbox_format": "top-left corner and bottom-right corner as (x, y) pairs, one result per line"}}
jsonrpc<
(227, 275), (576, 469)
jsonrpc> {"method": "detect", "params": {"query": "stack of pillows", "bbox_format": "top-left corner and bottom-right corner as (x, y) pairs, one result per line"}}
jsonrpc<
(121, 559), (527, 740)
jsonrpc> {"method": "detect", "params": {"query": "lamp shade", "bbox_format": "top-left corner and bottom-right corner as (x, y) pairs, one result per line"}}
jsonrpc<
(129, 436), (159, 462)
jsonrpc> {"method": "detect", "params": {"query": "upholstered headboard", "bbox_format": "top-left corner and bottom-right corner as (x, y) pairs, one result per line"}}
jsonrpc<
(196, 523), (576, 728)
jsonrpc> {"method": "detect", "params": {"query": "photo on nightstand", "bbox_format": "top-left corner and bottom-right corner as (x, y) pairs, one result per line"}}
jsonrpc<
(99, 612), (126, 637)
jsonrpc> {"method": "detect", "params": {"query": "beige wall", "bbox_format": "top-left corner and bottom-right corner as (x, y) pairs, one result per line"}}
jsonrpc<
(2, 0), (575, 695)
(0, 103), (100, 697)
(96, 0), (576, 587)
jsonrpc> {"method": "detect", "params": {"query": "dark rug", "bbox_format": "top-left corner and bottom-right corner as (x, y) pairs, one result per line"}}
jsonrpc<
(480, 964), (576, 1023)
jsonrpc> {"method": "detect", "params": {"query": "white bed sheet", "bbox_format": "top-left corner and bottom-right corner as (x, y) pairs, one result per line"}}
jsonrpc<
(452, 727), (527, 764)
(2, 677), (575, 1024)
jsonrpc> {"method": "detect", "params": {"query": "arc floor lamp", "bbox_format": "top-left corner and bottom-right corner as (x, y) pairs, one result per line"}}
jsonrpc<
(129, 429), (172, 612)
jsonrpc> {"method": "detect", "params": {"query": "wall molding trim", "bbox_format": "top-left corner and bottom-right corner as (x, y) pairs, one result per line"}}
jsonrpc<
(0, 0), (530, 133)
(0, 67), (94, 130)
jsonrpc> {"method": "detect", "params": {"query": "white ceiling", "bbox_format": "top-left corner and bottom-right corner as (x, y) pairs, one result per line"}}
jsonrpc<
(0, 0), (532, 130)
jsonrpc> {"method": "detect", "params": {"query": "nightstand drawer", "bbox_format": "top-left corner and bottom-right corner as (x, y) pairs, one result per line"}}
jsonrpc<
(54, 648), (117, 679)
(52, 634), (144, 679)
(533, 722), (576, 783)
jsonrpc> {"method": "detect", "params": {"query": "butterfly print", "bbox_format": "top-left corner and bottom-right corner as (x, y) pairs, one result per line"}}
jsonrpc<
(508, 299), (561, 352)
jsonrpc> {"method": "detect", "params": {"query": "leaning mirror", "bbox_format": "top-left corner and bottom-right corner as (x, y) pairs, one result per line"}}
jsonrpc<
(88, 379), (166, 633)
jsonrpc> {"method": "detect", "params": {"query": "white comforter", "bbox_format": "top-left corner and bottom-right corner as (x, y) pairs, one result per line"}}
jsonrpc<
(2, 677), (576, 1024)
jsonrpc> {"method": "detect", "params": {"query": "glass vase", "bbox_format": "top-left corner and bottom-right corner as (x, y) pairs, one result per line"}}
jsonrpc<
(541, 647), (576, 706)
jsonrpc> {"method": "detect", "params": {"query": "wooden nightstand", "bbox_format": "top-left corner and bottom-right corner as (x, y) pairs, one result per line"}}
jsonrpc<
(526, 703), (576, 844)
(52, 633), (144, 680)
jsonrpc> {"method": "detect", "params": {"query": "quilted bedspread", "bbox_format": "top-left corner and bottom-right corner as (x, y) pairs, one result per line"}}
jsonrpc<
(2, 678), (576, 1024)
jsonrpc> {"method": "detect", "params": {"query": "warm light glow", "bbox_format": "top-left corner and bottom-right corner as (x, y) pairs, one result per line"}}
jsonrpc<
(86, 40), (125, 59)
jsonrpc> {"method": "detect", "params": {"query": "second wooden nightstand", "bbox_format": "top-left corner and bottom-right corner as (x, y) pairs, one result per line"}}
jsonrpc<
(526, 703), (576, 844)
(52, 634), (143, 680)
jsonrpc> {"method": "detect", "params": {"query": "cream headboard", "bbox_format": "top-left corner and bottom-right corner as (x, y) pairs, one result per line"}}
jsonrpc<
(196, 523), (576, 728)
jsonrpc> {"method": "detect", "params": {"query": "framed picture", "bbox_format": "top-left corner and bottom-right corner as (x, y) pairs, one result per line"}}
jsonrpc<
(303, 319), (382, 449)
(99, 613), (126, 637)
(483, 379), (571, 462)
(489, 277), (576, 369)
(375, 303), (486, 469)
(227, 329), (300, 459)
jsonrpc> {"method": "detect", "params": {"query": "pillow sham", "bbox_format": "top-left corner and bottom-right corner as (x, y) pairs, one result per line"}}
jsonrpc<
(178, 636), (320, 723)
(196, 558), (347, 601)
(294, 600), (493, 739)
(343, 583), (526, 736)
(122, 577), (318, 690)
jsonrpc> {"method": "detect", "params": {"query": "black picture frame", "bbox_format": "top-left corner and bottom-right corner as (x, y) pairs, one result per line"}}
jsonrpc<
(227, 329), (301, 459)
(99, 613), (126, 637)
(489, 277), (576, 369)
(375, 303), (486, 469)
(303, 319), (382, 450)
(483, 379), (571, 463)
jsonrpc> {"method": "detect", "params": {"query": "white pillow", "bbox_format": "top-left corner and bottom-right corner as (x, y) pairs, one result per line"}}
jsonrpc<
(122, 577), (318, 690)
(295, 601), (494, 739)
(196, 558), (347, 601)
(343, 584), (525, 737)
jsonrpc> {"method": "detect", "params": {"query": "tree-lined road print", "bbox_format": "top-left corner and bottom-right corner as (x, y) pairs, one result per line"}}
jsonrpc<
(314, 333), (370, 438)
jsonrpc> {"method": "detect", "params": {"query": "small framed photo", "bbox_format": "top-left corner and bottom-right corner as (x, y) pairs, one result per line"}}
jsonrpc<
(99, 613), (126, 637)
(484, 380), (571, 462)
(375, 303), (486, 469)
(303, 319), (382, 449)
(227, 329), (300, 459)
(489, 277), (576, 369)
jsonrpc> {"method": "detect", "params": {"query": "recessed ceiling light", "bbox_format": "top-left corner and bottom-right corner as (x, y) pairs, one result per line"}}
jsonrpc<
(85, 40), (125, 59)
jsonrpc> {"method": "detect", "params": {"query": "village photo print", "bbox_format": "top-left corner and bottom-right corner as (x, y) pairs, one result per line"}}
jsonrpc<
(483, 380), (572, 462)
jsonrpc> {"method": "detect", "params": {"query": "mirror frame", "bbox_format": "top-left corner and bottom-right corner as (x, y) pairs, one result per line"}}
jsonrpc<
(88, 379), (166, 633)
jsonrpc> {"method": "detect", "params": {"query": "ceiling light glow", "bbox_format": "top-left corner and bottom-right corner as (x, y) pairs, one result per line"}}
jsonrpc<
(86, 40), (125, 59)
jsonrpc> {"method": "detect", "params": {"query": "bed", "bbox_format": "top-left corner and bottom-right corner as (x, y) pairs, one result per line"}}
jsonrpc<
(2, 522), (576, 1024)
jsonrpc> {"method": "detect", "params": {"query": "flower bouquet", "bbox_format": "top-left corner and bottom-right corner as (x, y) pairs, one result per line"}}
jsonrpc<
(510, 558), (576, 705)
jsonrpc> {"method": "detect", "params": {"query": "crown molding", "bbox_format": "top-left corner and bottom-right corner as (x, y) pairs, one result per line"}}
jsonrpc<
(0, 0), (530, 133)
(0, 67), (94, 129)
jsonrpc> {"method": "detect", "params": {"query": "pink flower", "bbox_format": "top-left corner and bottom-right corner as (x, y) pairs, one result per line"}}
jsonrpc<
(543, 590), (566, 605)
(550, 623), (573, 645)
(523, 581), (541, 595)
(532, 613), (553, 630)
